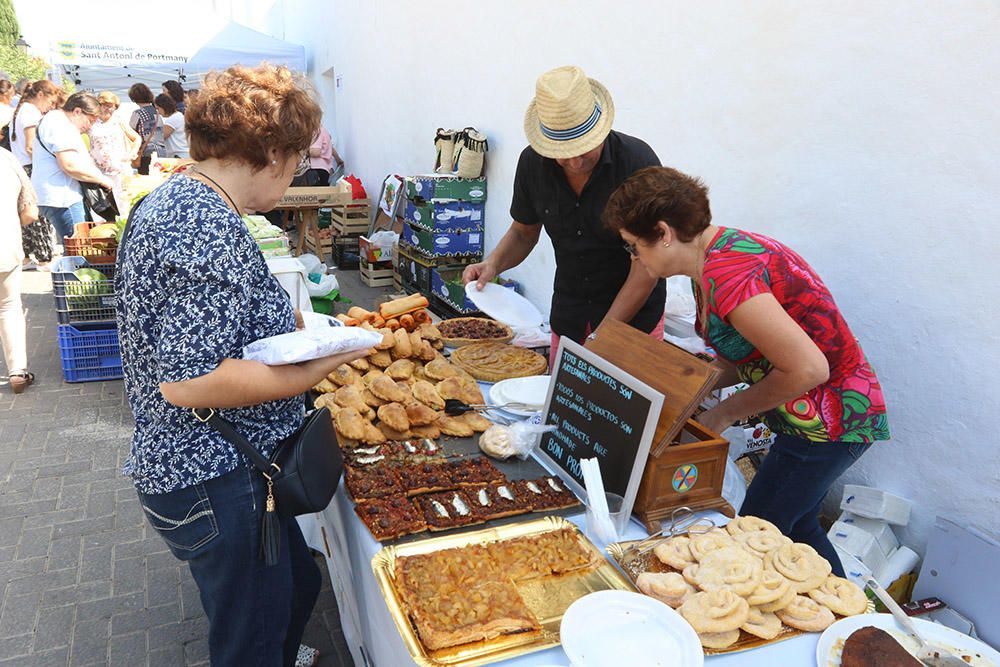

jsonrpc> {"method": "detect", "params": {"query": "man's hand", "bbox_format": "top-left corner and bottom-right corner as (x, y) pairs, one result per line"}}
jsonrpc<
(462, 261), (497, 290)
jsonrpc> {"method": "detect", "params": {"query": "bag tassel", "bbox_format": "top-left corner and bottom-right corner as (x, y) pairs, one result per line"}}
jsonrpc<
(261, 479), (281, 566)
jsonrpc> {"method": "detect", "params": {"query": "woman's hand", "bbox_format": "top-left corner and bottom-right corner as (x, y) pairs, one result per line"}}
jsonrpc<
(697, 404), (739, 435)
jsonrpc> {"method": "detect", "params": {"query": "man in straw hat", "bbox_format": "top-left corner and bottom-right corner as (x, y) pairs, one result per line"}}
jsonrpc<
(464, 66), (665, 363)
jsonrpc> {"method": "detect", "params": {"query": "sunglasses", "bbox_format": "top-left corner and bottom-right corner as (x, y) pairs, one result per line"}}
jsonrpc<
(622, 240), (639, 257)
(294, 150), (310, 177)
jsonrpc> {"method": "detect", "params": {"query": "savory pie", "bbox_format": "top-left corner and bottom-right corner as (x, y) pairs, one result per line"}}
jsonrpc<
(414, 490), (483, 531)
(446, 456), (506, 486)
(344, 464), (405, 500)
(354, 494), (427, 541)
(397, 460), (457, 496)
(466, 482), (534, 520)
(438, 317), (514, 348)
(394, 546), (540, 650)
(449, 342), (548, 382)
(515, 476), (580, 511)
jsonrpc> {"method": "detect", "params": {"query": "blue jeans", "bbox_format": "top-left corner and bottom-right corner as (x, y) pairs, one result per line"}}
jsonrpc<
(739, 433), (872, 577)
(39, 202), (86, 243)
(137, 466), (321, 666)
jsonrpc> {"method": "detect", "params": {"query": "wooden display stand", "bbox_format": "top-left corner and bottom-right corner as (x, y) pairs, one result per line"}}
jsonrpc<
(274, 186), (370, 263)
(584, 320), (734, 531)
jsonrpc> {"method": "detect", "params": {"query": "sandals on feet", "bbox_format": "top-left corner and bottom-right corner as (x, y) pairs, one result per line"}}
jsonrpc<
(295, 645), (320, 667)
(9, 371), (34, 394)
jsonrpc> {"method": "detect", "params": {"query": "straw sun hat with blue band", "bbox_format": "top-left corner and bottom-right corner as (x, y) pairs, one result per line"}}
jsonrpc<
(523, 65), (616, 160)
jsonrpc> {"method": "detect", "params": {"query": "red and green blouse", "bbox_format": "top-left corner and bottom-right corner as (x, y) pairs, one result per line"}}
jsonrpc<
(695, 227), (889, 444)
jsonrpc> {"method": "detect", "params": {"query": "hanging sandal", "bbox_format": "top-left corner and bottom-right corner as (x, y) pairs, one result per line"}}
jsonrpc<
(9, 371), (34, 394)
(295, 645), (320, 667)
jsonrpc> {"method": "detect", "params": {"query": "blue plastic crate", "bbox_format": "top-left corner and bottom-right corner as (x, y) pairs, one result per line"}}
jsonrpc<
(57, 323), (123, 383)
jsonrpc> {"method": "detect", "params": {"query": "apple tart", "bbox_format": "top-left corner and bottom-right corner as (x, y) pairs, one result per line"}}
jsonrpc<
(449, 342), (548, 382)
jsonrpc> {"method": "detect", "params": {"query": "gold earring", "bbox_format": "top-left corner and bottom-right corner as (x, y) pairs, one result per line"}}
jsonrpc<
(663, 242), (671, 248)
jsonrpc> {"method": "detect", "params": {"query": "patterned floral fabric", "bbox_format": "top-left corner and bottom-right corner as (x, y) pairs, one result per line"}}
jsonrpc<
(116, 175), (303, 494)
(696, 227), (889, 443)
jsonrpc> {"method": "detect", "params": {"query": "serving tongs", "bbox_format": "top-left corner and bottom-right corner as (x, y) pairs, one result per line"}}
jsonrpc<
(443, 398), (542, 416)
(619, 506), (716, 567)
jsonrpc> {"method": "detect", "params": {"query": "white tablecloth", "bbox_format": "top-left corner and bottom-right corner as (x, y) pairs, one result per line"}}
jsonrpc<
(299, 498), (823, 667)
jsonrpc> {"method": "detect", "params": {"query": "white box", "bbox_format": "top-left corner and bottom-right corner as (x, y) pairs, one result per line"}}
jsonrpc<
(840, 484), (911, 526)
(838, 511), (899, 557)
(829, 521), (890, 576)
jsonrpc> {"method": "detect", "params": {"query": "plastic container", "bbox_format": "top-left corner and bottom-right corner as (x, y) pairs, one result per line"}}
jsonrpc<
(63, 221), (118, 264)
(57, 322), (123, 383)
(51, 257), (117, 324)
(838, 511), (899, 557)
(828, 520), (889, 576)
(840, 484), (911, 526)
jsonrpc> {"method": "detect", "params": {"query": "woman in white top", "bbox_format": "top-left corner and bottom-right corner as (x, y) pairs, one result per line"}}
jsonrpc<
(154, 93), (189, 158)
(10, 80), (62, 169)
(32, 93), (112, 242)
(0, 81), (15, 149)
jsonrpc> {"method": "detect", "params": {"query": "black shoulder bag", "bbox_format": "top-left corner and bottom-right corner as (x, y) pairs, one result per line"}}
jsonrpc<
(120, 189), (343, 567)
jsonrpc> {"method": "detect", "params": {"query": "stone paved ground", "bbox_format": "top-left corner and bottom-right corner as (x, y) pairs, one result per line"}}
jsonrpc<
(0, 271), (353, 666)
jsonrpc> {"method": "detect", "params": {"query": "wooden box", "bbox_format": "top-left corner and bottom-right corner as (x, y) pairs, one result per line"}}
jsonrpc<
(360, 258), (394, 288)
(331, 202), (371, 235)
(275, 187), (351, 209)
(585, 319), (733, 531)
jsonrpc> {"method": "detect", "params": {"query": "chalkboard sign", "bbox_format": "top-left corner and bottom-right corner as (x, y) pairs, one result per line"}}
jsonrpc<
(534, 337), (665, 520)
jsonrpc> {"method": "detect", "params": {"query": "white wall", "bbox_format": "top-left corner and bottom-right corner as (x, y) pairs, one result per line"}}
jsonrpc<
(225, 0), (1000, 554)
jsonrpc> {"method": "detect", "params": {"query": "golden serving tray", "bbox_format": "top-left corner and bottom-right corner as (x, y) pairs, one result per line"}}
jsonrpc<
(606, 540), (876, 656)
(372, 516), (636, 667)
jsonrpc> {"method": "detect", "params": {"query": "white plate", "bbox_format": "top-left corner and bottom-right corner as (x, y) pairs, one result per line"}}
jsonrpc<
(561, 590), (703, 667)
(817, 613), (1000, 667)
(488, 375), (550, 416)
(464, 282), (544, 328)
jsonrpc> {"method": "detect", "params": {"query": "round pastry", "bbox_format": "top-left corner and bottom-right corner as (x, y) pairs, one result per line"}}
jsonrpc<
(725, 515), (782, 537)
(765, 543), (832, 593)
(735, 531), (792, 559)
(437, 317), (514, 347)
(637, 572), (696, 608)
(653, 536), (696, 570)
(679, 590), (750, 634)
(758, 586), (797, 613)
(682, 564), (701, 586)
(807, 575), (869, 616)
(746, 569), (794, 609)
(692, 547), (763, 597)
(775, 595), (836, 632)
(698, 629), (741, 649)
(741, 607), (783, 640)
(449, 342), (548, 382)
(479, 424), (515, 459)
(688, 529), (737, 562)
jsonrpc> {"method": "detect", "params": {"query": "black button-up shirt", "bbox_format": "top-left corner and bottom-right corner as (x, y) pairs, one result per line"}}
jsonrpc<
(510, 130), (666, 343)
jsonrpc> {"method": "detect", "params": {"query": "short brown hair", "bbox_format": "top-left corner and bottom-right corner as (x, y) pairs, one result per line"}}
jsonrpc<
(185, 64), (321, 171)
(63, 92), (100, 116)
(604, 166), (712, 243)
(154, 93), (176, 116)
(128, 83), (154, 104)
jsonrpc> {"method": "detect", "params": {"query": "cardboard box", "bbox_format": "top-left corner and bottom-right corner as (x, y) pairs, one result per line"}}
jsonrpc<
(402, 222), (483, 258)
(396, 245), (435, 294)
(404, 199), (485, 232)
(275, 187), (353, 209)
(431, 265), (479, 314)
(358, 236), (390, 263)
(405, 175), (487, 202)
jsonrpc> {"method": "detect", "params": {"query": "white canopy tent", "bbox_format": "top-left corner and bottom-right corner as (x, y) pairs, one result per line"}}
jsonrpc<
(49, 21), (307, 95)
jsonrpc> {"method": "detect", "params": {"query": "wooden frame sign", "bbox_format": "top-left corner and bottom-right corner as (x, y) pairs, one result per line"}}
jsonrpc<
(534, 337), (665, 521)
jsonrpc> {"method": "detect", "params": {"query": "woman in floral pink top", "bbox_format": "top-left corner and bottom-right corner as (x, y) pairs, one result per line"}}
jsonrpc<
(90, 92), (139, 216)
(605, 166), (889, 575)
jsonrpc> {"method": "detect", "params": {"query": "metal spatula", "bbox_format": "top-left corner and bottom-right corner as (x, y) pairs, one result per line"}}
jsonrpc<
(443, 398), (542, 416)
(865, 576), (970, 667)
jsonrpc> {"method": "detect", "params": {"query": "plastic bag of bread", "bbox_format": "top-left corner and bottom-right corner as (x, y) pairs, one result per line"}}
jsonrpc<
(478, 422), (556, 460)
(243, 327), (382, 365)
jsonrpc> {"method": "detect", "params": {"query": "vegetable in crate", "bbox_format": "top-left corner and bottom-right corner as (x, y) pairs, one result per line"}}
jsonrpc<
(71, 269), (110, 308)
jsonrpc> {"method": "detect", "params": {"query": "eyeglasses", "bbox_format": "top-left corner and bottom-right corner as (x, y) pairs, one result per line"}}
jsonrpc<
(294, 150), (310, 177)
(622, 240), (639, 258)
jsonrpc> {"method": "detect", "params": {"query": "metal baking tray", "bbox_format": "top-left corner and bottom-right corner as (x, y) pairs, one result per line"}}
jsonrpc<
(372, 516), (635, 667)
(605, 540), (875, 655)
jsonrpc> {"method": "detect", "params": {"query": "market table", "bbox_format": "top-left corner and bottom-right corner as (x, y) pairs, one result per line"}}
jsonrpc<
(299, 489), (823, 667)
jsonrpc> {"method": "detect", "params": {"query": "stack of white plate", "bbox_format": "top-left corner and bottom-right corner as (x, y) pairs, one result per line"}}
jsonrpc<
(486, 375), (551, 421)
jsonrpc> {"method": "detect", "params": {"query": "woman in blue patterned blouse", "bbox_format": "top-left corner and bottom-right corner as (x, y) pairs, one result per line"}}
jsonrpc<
(116, 65), (365, 667)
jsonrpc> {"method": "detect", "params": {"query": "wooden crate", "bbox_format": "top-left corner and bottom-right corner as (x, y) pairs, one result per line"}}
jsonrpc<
(360, 258), (394, 288)
(331, 202), (371, 235)
(275, 187), (352, 209)
(302, 221), (334, 261)
(585, 319), (733, 532)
